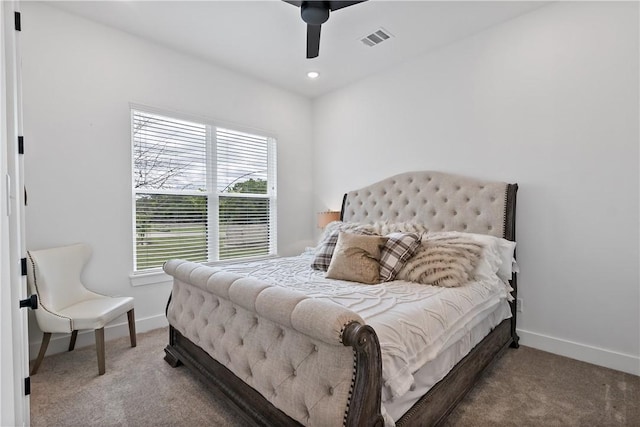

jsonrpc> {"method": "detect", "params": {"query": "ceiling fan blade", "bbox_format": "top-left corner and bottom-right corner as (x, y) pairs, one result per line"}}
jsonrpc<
(282, 0), (303, 7)
(328, 0), (367, 11)
(307, 24), (321, 59)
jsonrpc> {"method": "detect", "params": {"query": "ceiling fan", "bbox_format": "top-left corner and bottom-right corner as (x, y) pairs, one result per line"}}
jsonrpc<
(283, 1), (368, 59)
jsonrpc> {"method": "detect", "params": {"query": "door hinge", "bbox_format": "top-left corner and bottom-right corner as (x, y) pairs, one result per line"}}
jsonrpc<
(24, 377), (30, 396)
(18, 136), (24, 154)
(14, 12), (21, 32)
(19, 295), (38, 310)
(21, 257), (27, 276)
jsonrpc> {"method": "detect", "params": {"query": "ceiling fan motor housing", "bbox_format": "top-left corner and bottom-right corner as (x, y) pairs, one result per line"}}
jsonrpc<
(301, 1), (330, 25)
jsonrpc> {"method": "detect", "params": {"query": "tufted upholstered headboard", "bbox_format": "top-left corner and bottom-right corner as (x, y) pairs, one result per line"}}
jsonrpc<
(341, 171), (518, 242)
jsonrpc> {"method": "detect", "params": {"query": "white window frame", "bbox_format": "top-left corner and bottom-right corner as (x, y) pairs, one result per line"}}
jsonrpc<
(129, 104), (277, 285)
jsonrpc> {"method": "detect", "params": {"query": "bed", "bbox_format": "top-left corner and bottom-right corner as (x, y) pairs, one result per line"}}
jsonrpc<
(163, 170), (519, 426)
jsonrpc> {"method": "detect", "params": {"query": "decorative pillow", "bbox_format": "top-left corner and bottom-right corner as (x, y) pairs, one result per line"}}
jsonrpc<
(370, 221), (430, 236)
(396, 235), (484, 287)
(427, 231), (517, 282)
(326, 232), (387, 284)
(312, 230), (342, 271)
(311, 222), (374, 271)
(318, 220), (349, 242)
(379, 232), (421, 282)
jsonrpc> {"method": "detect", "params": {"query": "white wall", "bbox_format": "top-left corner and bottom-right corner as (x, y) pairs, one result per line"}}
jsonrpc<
(313, 2), (639, 374)
(21, 3), (314, 355)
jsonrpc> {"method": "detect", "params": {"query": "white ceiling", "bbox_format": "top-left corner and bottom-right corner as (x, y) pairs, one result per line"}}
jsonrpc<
(50, 1), (549, 98)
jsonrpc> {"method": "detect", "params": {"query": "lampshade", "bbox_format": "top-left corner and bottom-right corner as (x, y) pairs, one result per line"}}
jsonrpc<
(317, 211), (341, 228)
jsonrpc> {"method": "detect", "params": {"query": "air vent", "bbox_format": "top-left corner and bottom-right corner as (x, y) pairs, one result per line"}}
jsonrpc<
(360, 28), (393, 47)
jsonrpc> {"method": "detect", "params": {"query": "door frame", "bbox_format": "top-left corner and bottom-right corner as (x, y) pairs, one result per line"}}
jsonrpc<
(1, 0), (29, 425)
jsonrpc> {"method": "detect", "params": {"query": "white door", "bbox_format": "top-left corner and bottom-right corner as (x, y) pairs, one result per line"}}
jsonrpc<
(1, 1), (30, 425)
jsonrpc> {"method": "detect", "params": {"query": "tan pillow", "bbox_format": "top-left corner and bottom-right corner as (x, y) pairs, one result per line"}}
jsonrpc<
(311, 221), (375, 271)
(326, 232), (387, 284)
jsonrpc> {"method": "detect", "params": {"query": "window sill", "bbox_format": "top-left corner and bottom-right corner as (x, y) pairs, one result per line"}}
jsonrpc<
(129, 269), (172, 287)
(129, 254), (279, 287)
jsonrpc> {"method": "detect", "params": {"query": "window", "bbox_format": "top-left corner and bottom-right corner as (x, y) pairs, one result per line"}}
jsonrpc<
(132, 108), (277, 272)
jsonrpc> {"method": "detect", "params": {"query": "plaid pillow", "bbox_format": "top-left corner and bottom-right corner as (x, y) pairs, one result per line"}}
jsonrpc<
(311, 230), (341, 271)
(379, 232), (421, 281)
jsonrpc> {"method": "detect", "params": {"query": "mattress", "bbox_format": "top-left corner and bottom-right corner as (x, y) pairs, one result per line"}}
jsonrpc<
(218, 253), (512, 406)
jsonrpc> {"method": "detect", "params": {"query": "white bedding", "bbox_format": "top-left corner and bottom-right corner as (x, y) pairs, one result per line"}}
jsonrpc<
(383, 300), (511, 424)
(219, 253), (512, 404)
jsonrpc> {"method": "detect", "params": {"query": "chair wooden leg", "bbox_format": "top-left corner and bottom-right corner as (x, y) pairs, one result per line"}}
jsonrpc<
(30, 332), (51, 375)
(95, 328), (105, 376)
(127, 309), (137, 348)
(68, 330), (78, 351)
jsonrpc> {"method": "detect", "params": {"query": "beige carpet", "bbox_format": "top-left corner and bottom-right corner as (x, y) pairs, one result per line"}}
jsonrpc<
(30, 327), (639, 426)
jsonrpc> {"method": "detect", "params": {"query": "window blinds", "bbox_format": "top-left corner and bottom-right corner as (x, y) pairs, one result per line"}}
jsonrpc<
(132, 109), (276, 271)
(216, 127), (275, 260)
(133, 112), (207, 191)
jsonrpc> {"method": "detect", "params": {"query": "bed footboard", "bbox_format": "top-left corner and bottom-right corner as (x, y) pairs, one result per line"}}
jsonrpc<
(163, 259), (384, 427)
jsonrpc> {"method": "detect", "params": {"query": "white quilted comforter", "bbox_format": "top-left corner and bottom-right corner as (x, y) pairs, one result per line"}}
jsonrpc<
(220, 253), (512, 400)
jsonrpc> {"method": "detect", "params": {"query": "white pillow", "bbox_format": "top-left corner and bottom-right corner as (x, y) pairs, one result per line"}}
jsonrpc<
(495, 239), (517, 281)
(462, 233), (516, 281)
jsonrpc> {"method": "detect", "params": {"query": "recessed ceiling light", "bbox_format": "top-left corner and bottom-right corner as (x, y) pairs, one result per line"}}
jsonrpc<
(307, 71), (320, 79)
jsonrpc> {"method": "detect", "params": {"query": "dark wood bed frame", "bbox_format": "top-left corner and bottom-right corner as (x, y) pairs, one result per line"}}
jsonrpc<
(164, 181), (519, 427)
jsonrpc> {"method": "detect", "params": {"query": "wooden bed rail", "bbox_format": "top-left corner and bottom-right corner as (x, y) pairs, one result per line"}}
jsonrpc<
(342, 322), (384, 427)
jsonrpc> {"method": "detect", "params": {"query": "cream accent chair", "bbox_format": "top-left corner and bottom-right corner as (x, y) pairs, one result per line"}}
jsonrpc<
(27, 243), (136, 376)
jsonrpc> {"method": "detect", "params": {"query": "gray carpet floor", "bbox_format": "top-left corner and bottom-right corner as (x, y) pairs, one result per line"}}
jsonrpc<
(30, 327), (639, 426)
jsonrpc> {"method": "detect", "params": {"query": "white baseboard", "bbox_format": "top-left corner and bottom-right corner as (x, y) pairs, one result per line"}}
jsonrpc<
(517, 328), (640, 376)
(29, 314), (168, 360)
